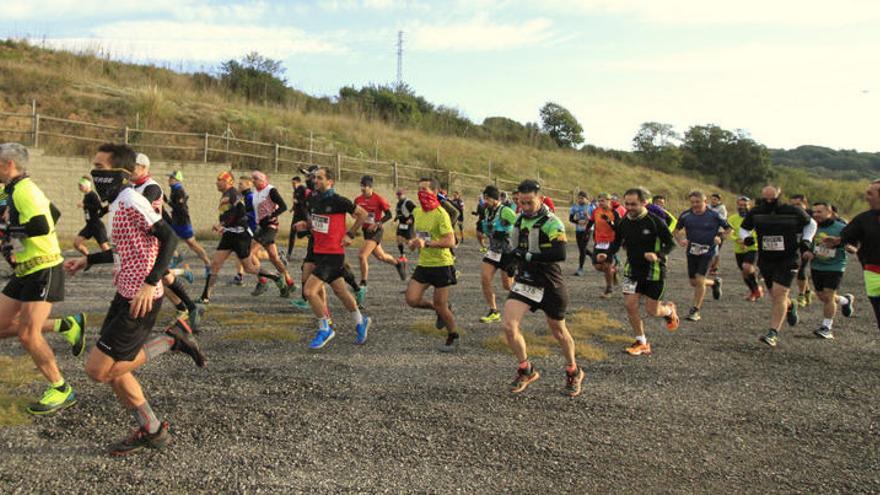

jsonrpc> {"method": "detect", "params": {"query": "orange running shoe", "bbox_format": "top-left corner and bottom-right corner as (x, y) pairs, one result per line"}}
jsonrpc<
(664, 302), (679, 331)
(510, 365), (541, 393)
(625, 341), (652, 356)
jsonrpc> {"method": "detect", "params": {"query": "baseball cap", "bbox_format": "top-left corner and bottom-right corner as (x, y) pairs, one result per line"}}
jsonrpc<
(169, 170), (184, 181)
(135, 153), (150, 168)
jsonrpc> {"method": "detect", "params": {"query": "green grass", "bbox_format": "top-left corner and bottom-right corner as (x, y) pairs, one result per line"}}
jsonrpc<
(0, 355), (42, 427)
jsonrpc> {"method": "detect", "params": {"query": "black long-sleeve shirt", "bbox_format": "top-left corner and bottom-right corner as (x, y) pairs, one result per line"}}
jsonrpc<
(608, 210), (675, 280)
(83, 191), (107, 225)
(165, 184), (191, 227)
(841, 209), (880, 269)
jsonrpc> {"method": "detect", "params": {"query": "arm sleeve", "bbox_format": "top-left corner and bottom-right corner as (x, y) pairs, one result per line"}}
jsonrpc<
(86, 249), (114, 266)
(50, 203), (61, 224)
(144, 220), (178, 286)
(740, 211), (754, 231)
(8, 214), (50, 237)
(268, 188), (287, 217)
(801, 218), (817, 243)
(607, 221), (623, 255)
(569, 207), (577, 224)
(840, 218), (862, 246)
(380, 210), (393, 224)
(529, 240), (566, 262)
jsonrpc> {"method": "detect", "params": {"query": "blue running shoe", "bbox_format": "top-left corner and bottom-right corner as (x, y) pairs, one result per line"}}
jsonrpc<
(291, 298), (310, 311)
(182, 269), (194, 284)
(355, 316), (371, 345)
(309, 328), (335, 350)
(355, 285), (367, 306)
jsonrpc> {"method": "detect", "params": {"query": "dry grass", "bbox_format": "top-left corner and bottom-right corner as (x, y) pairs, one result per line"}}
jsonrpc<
(408, 321), (466, 339)
(0, 356), (42, 427)
(213, 306), (307, 343)
(482, 309), (630, 362)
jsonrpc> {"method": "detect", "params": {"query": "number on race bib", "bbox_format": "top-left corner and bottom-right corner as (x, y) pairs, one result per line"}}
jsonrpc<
(621, 277), (637, 295)
(596, 242), (610, 250)
(512, 282), (544, 303)
(689, 243), (711, 256)
(814, 245), (836, 259)
(399, 224), (410, 231)
(484, 250), (502, 262)
(417, 231), (431, 241)
(311, 214), (330, 234)
(762, 235), (785, 251)
(365, 213), (375, 225)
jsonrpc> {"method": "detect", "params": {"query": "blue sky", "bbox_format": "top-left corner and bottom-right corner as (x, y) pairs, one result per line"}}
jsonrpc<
(5, 0), (880, 151)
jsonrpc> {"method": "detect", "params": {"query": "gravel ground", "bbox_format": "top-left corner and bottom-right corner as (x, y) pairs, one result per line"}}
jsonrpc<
(1, 241), (879, 494)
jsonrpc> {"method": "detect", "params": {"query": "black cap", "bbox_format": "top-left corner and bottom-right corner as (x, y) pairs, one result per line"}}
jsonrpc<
(517, 179), (541, 194)
(360, 175), (374, 186)
(483, 185), (500, 200)
(300, 165), (319, 176)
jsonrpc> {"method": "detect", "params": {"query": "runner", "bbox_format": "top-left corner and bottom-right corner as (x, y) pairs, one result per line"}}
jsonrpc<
(354, 175), (407, 294)
(199, 171), (284, 304)
(73, 176), (110, 256)
(165, 170), (211, 276)
(807, 202), (854, 339)
(503, 180), (584, 397)
(472, 194), (488, 252)
(249, 170), (296, 298)
(286, 176), (309, 260)
(569, 191), (593, 276)
(827, 179), (880, 333)
(131, 154), (203, 331)
(291, 167), (371, 349)
(739, 185), (816, 347)
(478, 185), (517, 323)
(790, 193), (814, 307)
(599, 187), (679, 356)
(0, 143), (85, 415)
(674, 191), (730, 322)
(650, 195), (677, 230)
(727, 196), (763, 302)
(65, 142), (206, 456)
(451, 191), (465, 243)
(586, 192), (620, 297)
(404, 177), (459, 352)
(394, 188), (417, 263)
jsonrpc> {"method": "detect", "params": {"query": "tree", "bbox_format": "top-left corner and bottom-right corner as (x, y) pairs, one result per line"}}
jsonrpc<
(539, 102), (584, 148)
(218, 52), (288, 104)
(632, 122), (682, 172)
(681, 124), (772, 193)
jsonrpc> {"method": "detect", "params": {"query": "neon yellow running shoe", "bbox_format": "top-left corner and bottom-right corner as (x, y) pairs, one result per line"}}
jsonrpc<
(27, 384), (77, 415)
(480, 310), (501, 323)
(58, 313), (86, 357)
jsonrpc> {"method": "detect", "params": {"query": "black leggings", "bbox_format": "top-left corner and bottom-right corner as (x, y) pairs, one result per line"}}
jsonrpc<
(575, 231), (591, 269)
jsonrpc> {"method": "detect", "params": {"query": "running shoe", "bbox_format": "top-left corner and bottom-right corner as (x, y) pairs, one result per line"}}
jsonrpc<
(230, 274), (243, 286)
(439, 332), (459, 353)
(841, 293), (855, 318)
(275, 277), (291, 298)
(182, 269), (194, 284)
(574, 268), (584, 277)
(510, 365), (540, 393)
(355, 285), (367, 306)
(479, 247), (488, 254)
(601, 287), (613, 299)
(309, 327), (335, 350)
(59, 313), (86, 357)
(435, 302), (453, 329)
(355, 316), (371, 345)
(27, 383), (77, 415)
(291, 298), (310, 311)
(625, 341), (652, 356)
(189, 303), (206, 333)
(786, 301), (799, 326)
(109, 421), (170, 457)
(805, 289), (813, 307)
(814, 326), (834, 340)
(395, 260), (408, 281)
(167, 321), (207, 367)
(251, 281), (268, 297)
(685, 307), (701, 322)
(712, 277), (723, 300)
(664, 302), (679, 331)
(760, 329), (779, 347)
(746, 291), (758, 302)
(564, 367), (585, 398)
(398, 255), (408, 263)
(480, 310), (501, 323)
(797, 293), (807, 308)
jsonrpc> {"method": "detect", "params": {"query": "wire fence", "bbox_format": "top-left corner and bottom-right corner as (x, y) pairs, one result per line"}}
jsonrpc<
(0, 105), (579, 208)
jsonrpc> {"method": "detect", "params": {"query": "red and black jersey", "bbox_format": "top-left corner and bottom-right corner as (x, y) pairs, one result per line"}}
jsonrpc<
(354, 192), (390, 229)
(309, 191), (356, 255)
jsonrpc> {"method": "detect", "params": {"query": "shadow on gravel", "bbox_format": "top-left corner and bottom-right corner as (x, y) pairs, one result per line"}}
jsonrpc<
(0, 356), (41, 427)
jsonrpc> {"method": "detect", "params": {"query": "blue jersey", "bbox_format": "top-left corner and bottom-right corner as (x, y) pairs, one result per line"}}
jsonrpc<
(676, 208), (729, 256)
(569, 204), (592, 232)
(243, 190), (257, 232)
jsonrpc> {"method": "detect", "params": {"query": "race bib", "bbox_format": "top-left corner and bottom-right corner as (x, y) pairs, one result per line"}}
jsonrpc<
(596, 242), (610, 250)
(485, 250), (502, 262)
(417, 231), (431, 242)
(689, 242), (711, 256)
(365, 213), (376, 225)
(621, 277), (637, 295)
(762, 235), (785, 252)
(512, 282), (544, 303)
(85, 211), (91, 221)
(311, 214), (330, 234)
(399, 223), (410, 231)
(814, 244), (836, 259)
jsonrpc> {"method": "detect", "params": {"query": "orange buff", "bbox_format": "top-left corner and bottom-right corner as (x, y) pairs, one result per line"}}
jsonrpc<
(217, 171), (234, 183)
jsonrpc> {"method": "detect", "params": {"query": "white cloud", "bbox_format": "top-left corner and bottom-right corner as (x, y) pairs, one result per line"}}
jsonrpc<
(539, 0), (880, 26)
(46, 20), (343, 64)
(5, 0), (269, 22)
(409, 16), (555, 52)
(316, 0), (423, 11)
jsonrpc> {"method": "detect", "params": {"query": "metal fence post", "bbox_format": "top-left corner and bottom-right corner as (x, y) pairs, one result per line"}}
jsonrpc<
(203, 133), (209, 163)
(274, 143), (279, 173)
(447, 170), (452, 191)
(33, 114), (40, 148)
(336, 153), (342, 181)
(124, 126), (129, 144)
(30, 100), (37, 147)
(392, 161), (398, 189)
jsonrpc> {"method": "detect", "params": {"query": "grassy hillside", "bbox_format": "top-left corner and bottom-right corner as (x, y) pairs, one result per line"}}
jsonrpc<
(0, 39), (827, 214)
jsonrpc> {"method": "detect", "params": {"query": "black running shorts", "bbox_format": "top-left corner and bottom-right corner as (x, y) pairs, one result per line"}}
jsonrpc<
(218, 231), (252, 260)
(759, 258), (799, 290)
(811, 270), (843, 292)
(78, 221), (108, 245)
(363, 226), (384, 243)
(507, 282), (568, 321)
(622, 275), (666, 301)
(396, 224), (415, 240)
(96, 293), (163, 362)
(253, 227), (278, 247)
(311, 254), (346, 283)
(735, 252), (758, 270)
(412, 265), (457, 288)
(687, 253), (714, 279)
(2, 264), (64, 303)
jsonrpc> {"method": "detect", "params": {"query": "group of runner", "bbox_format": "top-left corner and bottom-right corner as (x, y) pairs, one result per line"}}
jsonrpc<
(2, 138), (879, 457)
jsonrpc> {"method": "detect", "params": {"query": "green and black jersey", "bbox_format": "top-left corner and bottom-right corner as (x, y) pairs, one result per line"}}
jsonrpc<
(609, 210), (675, 281)
(6, 176), (62, 276)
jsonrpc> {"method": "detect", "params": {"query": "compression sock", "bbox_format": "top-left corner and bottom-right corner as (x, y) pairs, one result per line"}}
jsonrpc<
(258, 271), (279, 282)
(132, 401), (161, 434)
(351, 309), (364, 325)
(168, 278), (196, 312)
